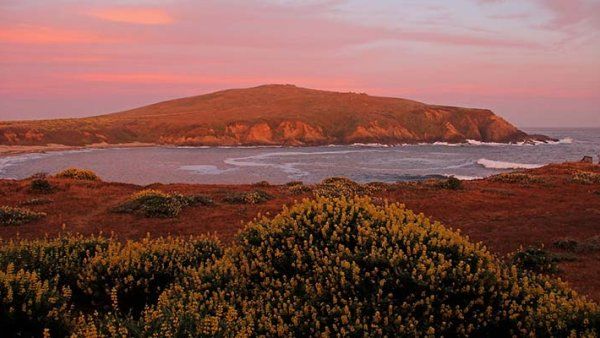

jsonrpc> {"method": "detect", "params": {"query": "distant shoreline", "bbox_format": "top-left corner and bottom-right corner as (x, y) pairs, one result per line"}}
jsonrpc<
(0, 142), (157, 158)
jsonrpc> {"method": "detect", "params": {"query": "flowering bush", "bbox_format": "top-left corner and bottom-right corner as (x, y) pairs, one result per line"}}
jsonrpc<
(55, 168), (100, 181)
(114, 189), (212, 218)
(0, 205), (46, 226)
(143, 196), (599, 337)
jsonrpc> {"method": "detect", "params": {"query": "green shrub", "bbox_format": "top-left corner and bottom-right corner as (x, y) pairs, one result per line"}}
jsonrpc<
(313, 177), (374, 198)
(510, 246), (559, 274)
(114, 190), (181, 218)
(572, 171), (600, 185)
(285, 180), (304, 187)
(55, 168), (100, 181)
(142, 197), (599, 337)
(288, 183), (312, 195)
(0, 205), (46, 226)
(176, 193), (214, 206)
(223, 190), (273, 204)
(489, 173), (545, 184)
(0, 266), (72, 337)
(115, 190), (215, 218)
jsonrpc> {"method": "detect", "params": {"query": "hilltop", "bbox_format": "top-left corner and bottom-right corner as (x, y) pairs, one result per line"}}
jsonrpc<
(0, 84), (551, 147)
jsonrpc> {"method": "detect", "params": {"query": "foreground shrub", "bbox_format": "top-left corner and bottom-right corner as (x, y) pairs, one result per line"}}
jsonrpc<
(489, 172), (545, 184)
(0, 233), (223, 333)
(0, 205), (46, 226)
(55, 168), (100, 181)
(143, 197), (599, 337)
(313, 177), (374, 198)
(572, 171), (600, 185)
(114, 189), (212, 218)
(223, 190), (273, 204)
(77, 236), (223, 314)
(0, 266), (72, 337)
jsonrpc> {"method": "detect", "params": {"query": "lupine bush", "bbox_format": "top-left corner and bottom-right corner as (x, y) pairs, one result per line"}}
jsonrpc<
(142, 196), (599, 337)
(510, 246), (559, 274)
(55, 168), (100, 181)
(0, 234), (223, 336)
(0, 205), (46, 226)
(0, 265), (72, 337)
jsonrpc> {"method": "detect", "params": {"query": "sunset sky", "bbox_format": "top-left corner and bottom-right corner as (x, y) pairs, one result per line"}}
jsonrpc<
(0, 0), (599, 127)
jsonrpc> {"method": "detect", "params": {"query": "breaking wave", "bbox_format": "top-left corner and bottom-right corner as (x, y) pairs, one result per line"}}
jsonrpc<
(476, 158), (544, 170)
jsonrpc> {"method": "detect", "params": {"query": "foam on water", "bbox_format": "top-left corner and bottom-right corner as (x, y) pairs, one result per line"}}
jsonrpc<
(476, 158), (544, 170)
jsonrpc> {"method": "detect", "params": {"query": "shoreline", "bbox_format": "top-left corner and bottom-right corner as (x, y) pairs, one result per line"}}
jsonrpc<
(0, 137), (571, 158)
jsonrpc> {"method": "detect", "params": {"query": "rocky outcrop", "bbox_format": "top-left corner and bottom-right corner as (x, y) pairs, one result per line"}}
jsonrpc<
(0, 84), (553, 147)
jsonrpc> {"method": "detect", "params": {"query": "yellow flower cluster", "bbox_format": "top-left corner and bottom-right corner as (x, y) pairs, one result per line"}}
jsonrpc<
(0, 234), (222, 337)
(572, 171), (600, 185)
(0, 264), (71, 337)
(55, 168), (100, 181)
(143, 196), (599, 337)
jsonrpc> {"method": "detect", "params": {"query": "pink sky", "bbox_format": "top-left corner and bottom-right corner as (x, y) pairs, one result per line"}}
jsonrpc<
(0, 0), (599, 127)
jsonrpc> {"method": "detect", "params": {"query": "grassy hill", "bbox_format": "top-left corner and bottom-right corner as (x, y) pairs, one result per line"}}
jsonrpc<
(0, 84), (550, 146)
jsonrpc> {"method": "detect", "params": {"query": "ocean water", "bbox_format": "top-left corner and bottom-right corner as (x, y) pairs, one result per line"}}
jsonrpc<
(0, 128), (598, 185)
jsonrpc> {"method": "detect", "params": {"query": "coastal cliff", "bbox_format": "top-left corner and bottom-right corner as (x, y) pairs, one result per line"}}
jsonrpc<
(0, 84), (551, 147)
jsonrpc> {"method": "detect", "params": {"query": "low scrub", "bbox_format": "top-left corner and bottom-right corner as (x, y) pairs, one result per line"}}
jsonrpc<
(489, 172), (545, 184)
(554, 236), (600, 253)
(0, 205), (46, 226)
(572, 171), (600, 185)
(313, 177), (375, 198)
(55, 168), (100, 181)
(223, 190), (273, 204)
(114, 189), (213, 218)
(437, 176), (462, 190)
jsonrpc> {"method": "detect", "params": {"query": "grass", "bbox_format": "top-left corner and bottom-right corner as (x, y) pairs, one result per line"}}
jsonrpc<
(0, 206), (46, 226)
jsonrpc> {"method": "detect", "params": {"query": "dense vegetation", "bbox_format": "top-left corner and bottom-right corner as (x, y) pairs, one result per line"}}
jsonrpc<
(0, 197), (597, 337)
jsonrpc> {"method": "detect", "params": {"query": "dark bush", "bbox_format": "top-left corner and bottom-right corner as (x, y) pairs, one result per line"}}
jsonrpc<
(442, 176), (462, 190)
(55, 168), (100, 181)
(29, 177), (55, 194)
(510, 246), (559, 274)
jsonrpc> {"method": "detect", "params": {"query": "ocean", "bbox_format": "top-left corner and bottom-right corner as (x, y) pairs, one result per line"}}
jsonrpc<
(0, 128), (598, 185)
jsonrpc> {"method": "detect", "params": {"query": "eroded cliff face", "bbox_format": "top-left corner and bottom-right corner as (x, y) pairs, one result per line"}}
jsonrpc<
(0, 84), (551, 147)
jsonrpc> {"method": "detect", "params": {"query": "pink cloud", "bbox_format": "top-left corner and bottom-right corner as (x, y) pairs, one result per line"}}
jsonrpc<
(0, 25), (120, 44)
(87, 7), (174, 25)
